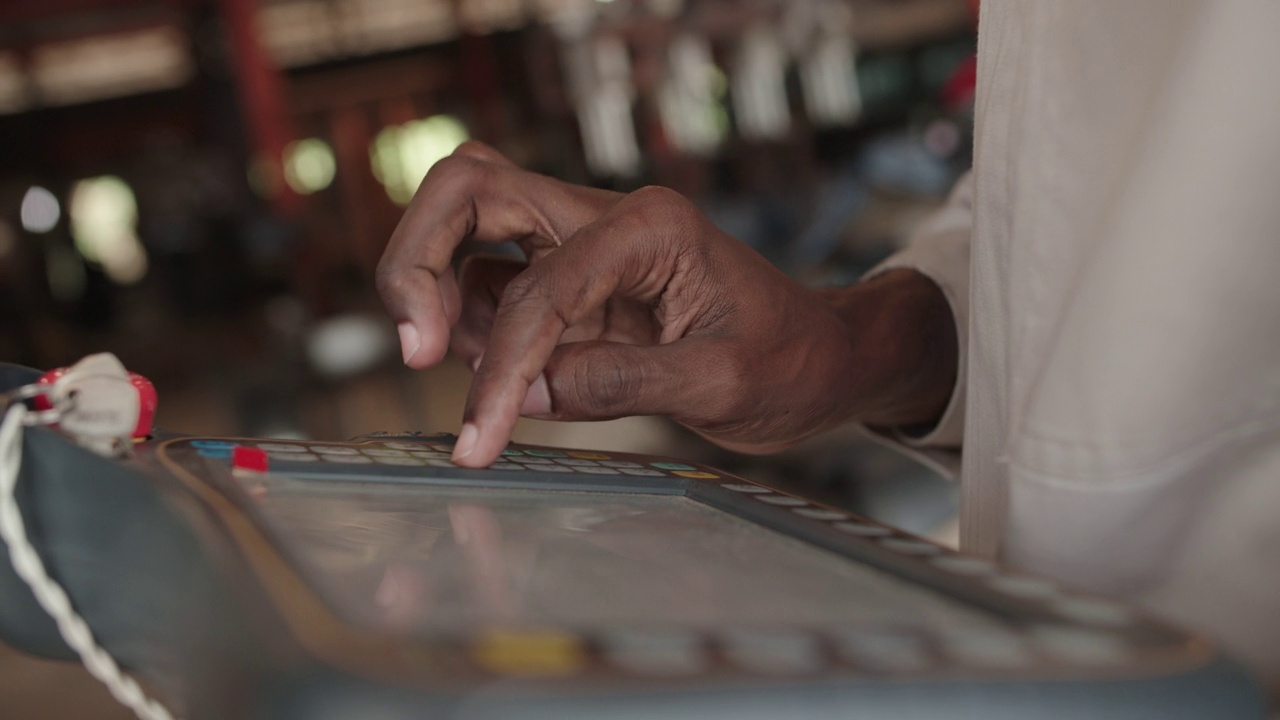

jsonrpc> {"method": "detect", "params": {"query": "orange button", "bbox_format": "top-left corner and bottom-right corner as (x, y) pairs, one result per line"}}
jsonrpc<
(674, 471), (720, 480)
(473, 629), (584, 677)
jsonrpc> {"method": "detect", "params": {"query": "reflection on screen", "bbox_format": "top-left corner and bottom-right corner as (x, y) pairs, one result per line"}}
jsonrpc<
(248, 478), (1004, 635)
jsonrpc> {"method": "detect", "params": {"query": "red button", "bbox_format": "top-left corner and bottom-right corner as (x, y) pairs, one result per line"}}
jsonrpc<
(232, 446), (269, 473)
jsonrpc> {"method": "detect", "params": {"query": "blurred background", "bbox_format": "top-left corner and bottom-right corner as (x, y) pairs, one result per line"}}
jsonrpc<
(0, 0), (976, 713)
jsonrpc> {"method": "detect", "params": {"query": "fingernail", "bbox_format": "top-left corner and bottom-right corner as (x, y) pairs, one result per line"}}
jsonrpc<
(398, 323), (420, 365)
(454, 423), (478, 461)
(520, 374), (553, 416)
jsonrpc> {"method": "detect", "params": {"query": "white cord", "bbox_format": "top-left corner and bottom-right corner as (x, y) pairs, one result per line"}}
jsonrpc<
(0, 402), (180, 720)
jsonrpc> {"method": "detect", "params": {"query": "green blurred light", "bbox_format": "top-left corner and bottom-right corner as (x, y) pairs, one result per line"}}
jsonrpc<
(284, 137), (337, 195)
(69, 175), (148, 285)
(370, 115), (470, 206)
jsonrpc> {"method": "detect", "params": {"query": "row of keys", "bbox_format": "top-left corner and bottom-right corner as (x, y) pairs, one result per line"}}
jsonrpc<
(187, 439), (719, 480)
(472, 623), (1135, 680)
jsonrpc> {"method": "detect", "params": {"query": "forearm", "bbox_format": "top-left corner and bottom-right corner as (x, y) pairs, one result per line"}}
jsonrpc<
(822, 268), (959, 432)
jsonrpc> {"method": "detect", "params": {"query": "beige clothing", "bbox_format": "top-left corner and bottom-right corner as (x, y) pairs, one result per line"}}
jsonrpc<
(877, 0), (1280, 688)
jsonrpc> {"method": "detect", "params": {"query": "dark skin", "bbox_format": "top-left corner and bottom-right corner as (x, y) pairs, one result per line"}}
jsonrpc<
(376, 142), (958, 467)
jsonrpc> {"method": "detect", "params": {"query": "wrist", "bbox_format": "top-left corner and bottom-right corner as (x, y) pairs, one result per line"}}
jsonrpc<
(821, 269), (959, 431)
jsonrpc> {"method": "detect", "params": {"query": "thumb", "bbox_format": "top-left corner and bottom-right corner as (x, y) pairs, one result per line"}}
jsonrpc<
(529, 339), (729, 421)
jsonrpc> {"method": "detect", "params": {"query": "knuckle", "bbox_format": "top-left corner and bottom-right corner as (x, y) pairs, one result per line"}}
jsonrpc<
(374, 262), (415, 303)
(500, 270), (550, 309)
(424, 154), (485, 194)
(573, 349), (638, 414)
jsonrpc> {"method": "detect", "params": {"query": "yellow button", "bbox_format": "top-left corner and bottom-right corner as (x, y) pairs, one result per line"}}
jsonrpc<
(674, 471), (720, 479)
(473, 629), (584, 677)
(567, 451), (612, 460)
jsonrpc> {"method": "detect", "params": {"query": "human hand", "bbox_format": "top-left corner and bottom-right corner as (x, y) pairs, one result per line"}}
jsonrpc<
(378, 143), (957, 467)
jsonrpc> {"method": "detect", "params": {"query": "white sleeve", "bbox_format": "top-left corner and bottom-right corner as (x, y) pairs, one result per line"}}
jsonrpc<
(859, 172), (972, 476)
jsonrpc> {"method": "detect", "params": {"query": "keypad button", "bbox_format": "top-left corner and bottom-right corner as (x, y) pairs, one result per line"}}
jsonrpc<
(723, 630), (823, 675)
(382, 442), (427, 451)
(1051, 598), (1132, 627)
(757, 495), (807, 507)
(501, 449), (524, 457)
(833, 522), (891, 537)
(673, 471), (719, 479)
(255, 443), (305, 452)
(721, 483), (771, 494)
(651, 462), (695, 471)
(524, 449), (567, 458)
(198, 448), (233, 459)
(374, 456), (424, 466)
(1031, 626), (1129, 665)
(792, 508), (848, 521)
(324, 455), (374, 464)
(567, 451), (611, 460)
(422, 459), (458, 468)
(988, 576), (1059, 600)
(410, 451), (452, 459)
(473, 629), (584, 678)
(940, 629), (1029, 668)
(555, 458), (600, 467)
(516, 456), (556, 465)
(931, 556), (998, 576)
(427, 444), (455, 452)
(310, 445), (360, 455)
(271, 452), (319, 462)
(600, 461), (643, 469)
(605, 629), (706, 677)
(363, 448), (410, 457)
(836, 630), (930, 672)
(573, 467), (622, 475)
(879, 538), (943, 556)
(620, 469), (666, 477)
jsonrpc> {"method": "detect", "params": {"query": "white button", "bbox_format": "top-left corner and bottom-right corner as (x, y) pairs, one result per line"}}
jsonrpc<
(833, 522), (891, 537)
(272, 452), (319, 462)
(600, 461), (643, 468)
(931, 556), (998, 576)
(723, 630), (823, 675)
(792, 508), (848, 521)
(620, 469), (666, 477)
(606, 630), (706, 677)
(556, 459), (600, 467)
(573, 467), (622, 475)
(382, 442), (427, 451)
(427, 444), (455, 452)
(374, 456), (423, 466)
(422, 459), (457, 468)
(257, 443), (306, 452)
(310, 446), (360, 455)
(757, 496), (807, 507)
(1032, 626), (1129, 665)
(721, 483), (771, 494)
(363, 448), (410, 458)
(1051, 598), (1132, 627)
(836, 630), (929, 672)
(411, 451), (452, 459)
(988, 576), (1059, 600)
(940, 629), (1029, 668)
(323, 455), (373, 464)
(879, 538), (942, 556)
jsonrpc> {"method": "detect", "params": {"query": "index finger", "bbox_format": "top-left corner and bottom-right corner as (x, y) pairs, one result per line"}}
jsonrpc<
(375, 142), (618, 368)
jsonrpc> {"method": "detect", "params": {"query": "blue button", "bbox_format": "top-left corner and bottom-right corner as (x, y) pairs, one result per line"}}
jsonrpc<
(524, 449), (566, 458)
(651, 462), (695, 471)
(191, 440), (238, 450)
(198, 448), (233, 459)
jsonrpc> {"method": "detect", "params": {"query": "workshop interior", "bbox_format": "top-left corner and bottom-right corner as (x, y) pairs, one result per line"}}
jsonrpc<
(0, 1), (1268, 718)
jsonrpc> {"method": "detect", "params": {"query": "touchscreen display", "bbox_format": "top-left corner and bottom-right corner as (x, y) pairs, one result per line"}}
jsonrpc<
(247, 477), (1005, 635)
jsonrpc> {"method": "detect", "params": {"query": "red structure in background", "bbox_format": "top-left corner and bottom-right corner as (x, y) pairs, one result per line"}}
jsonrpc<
(218, 0), (300, 217)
